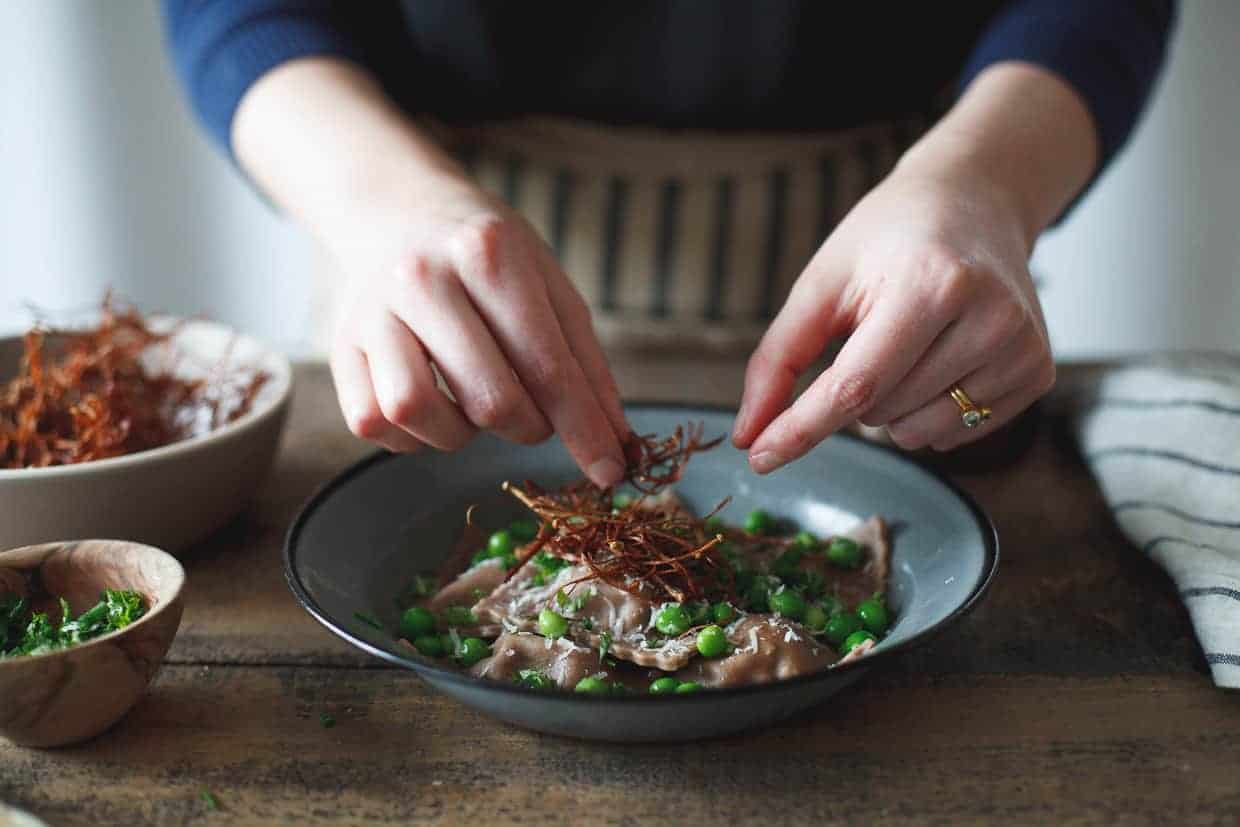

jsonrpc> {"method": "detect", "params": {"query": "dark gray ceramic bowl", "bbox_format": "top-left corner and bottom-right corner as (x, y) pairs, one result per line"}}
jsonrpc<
(285, 404), (998, 741)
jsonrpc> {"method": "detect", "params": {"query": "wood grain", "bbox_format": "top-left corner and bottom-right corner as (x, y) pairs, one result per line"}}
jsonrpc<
(1, 665), (1235, 826)
(3, 362), (1236, 825)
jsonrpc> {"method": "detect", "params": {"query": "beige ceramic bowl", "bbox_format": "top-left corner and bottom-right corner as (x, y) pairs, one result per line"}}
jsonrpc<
(0, 540), (185, 747)
(0, 318), (292, 554)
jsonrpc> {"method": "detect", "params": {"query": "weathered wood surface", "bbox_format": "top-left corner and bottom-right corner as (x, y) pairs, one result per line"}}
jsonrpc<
(2, 360), (1237, 826)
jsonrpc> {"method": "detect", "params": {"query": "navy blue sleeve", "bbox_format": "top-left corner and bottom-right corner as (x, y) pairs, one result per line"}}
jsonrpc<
(161, 0), (374, 155)
(959, 0), (1176, 171)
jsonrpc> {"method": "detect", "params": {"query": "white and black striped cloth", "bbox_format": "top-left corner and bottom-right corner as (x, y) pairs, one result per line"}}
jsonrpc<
(1075, 358), (1240, 688)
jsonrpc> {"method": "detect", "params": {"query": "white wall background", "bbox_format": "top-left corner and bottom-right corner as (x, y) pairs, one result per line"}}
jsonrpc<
(1, 1), (1236, 359)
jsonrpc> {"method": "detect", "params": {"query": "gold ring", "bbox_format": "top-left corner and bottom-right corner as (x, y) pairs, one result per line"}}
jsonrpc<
(949, 385), (991, 429)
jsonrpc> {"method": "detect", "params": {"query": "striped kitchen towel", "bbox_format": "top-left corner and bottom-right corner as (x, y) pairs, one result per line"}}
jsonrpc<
(1074, 356), (1240, 688)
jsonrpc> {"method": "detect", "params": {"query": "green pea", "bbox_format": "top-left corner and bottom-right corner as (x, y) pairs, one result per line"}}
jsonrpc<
(771, 548), (804, 580)
(842, 630), (877, 653)
(454, 637), (491, 666)
(574, 676), (610, 694)
(818, 595), (843, 617)
(675, 681), (701, 694)
(823, 612), (862, 646)
(612, 493), (635, 510)
(439, 633), (456, 654)
(744, 509), (774, 536)
(687, 602), (713, 625)
(399, 606), (435, 640)
(711, 602), (736, 625)
(439, 605), (475, 628)
(826, 536), (864, 569)
(649, 676), (680, 695)
(743, 578), (774, 612)
(538, 608), (568, 638)
(488, 530), (516, 558)
(654, 604), (690, 636)
(696, 625), (728, 658)
(767, 588), (806, 620)
(509, 518), (539, 542)
(793, 530), (818, 551)
(412, 634), (445, 658)
(856, 596), (890, 636)
(802, 604), (829, 633)
(799, 570), (826, 599)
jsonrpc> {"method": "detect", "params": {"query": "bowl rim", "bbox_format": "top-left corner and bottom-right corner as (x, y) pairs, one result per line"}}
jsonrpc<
(0, 539), (186, 666)
(0, 317), (293, 481)
(283, 402), (1000, 703)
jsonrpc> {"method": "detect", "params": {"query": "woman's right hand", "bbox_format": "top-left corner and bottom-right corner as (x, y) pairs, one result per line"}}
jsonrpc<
(325, 178), (631, 489)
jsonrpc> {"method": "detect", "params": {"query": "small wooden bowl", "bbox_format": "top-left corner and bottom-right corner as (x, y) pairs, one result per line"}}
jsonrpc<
(0, 540), (185, 747)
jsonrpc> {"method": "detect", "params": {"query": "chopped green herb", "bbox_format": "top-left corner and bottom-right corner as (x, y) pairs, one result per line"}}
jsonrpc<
(553, 588), (589, 614)
(410, 573), (437, 597)
(598, 631), (612, 663)
(515, 668), (553, 690)
(201, 788), (219, 810)
(532, 550), (569, 576)
(1, 589), (147, 659)
(319, 712), (336, 729)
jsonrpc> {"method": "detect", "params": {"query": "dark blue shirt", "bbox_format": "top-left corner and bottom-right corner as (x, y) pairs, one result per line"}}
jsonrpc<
(162, 0), (1175, 176)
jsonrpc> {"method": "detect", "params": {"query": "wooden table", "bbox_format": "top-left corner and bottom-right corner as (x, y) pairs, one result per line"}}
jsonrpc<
(3, 361), (1237, 825)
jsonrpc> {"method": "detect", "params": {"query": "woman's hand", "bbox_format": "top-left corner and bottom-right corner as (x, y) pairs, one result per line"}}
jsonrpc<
(732, 157), (1051, 468)
(327, 181), (630, 488)
(732, 63), (1098, 472)
(232, 58), (629, 488)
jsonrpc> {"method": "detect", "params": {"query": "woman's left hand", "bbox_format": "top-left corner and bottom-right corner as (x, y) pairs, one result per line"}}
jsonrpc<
(731, 150), (1055, 473)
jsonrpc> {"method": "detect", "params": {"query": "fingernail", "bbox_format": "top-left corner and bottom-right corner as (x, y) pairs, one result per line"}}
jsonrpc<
(732, 407), (751, 445)
(587, 456), (626, 488)
(749, 450), (783, 475)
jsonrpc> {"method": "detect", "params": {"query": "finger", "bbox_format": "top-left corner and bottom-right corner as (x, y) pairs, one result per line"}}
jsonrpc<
(364, 312), (476, 451)
(886, 339), (1054, 451)
(452, 218), (627, 488)
(387, 257), (552, 446)
(746, 288), (954, 473)
(930, 374), (1053, 452)
(732, 247), (854, 449)
(536, 245), (631, 443)
(329, 344), (425, 453)
(862, 301), (1031, 426)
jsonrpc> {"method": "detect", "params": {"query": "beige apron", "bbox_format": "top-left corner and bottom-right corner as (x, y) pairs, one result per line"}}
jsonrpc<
(312, 114), (928, 358)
